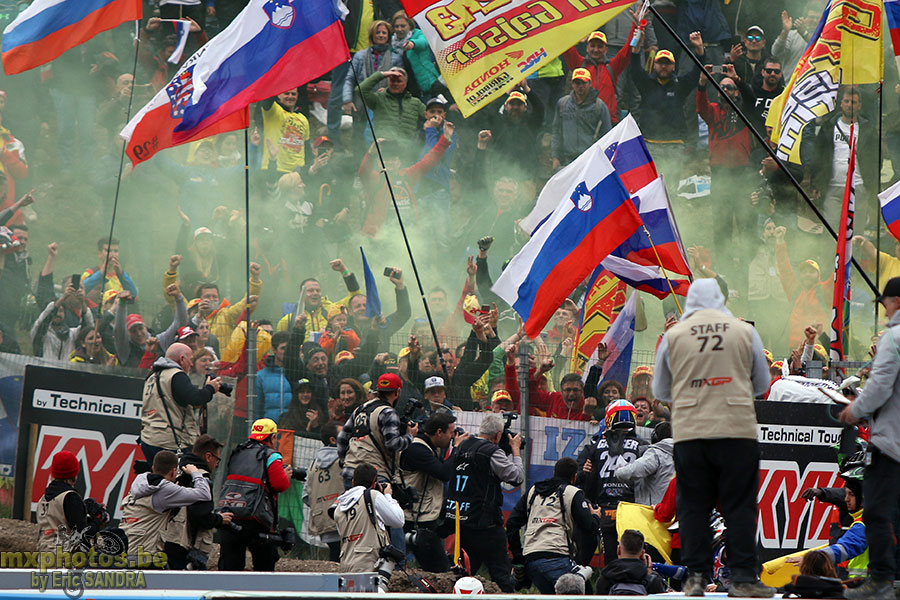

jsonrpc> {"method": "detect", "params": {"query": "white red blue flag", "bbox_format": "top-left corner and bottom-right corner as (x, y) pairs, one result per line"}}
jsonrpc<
(164, 19), (192, 64)
(583, 291), (637, 389)
(878, 178), (900, 244)
(888, 0), (900, 79)
(521, 114), (656, 235)
(492, 145), (642, 338)
(2, 0), (141, 75)
(121, 0), (349, 165)
(603, 176), (691, 298)
(829, 123), (855, 362)
(172, 0), (348, 139)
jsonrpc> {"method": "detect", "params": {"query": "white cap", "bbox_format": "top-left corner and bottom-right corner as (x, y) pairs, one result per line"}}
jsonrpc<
(424, 376), (445, 390)
(453, 577), (484, 594)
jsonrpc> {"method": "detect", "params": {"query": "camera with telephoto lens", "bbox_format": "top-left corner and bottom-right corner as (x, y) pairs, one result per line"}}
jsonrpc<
(400, 397), (424, 429)
(378, 480), (419, 510)
(258, 527), (297, 552)
(499, 412), (526, 455)
(222, 520), (243, 533)
(218, 382), (233, 396)
(404, 529), (421, 549)
(572, 564), (593, 580)
(373, 544), (406, 592)
(291, 467), (307, 481)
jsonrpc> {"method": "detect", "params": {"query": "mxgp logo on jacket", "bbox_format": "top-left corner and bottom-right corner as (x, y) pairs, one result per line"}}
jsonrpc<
(689, 377), (732, 388)
(30, 426), (143, 519)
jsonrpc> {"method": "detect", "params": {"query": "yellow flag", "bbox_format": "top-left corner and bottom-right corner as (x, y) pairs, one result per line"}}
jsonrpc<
(615, 501), (673, 564)
(760, 545), (828, 588)
(766, 0), (883, 164)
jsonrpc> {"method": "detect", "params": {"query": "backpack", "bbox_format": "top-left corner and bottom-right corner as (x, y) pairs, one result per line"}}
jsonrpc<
(609, 581), (649, 595)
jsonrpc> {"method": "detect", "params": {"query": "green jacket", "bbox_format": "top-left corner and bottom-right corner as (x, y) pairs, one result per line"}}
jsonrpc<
(359, 71), (425, 141)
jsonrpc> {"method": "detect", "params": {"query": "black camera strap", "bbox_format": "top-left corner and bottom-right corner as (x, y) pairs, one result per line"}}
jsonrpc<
(155, 370), (188, 452)
(362, 488), (389, 552)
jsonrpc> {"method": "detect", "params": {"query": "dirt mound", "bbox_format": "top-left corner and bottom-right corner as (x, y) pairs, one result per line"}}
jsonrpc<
(0, 518), (496, 593)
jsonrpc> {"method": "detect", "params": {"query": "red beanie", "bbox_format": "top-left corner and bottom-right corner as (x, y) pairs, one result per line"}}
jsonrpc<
(50, 451), (79, 480)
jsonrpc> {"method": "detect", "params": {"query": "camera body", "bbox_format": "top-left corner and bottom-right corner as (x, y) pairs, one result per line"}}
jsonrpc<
(258, 527), (297, 552)
(218, 382), (234, 396)
(499, 411), (526, 455)
(291, 467), (307, 482)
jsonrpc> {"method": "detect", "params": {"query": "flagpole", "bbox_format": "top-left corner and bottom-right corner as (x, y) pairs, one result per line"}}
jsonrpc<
(351, 68), (450, 381)
(95, 20), (142, 334)
(244, 123), (257, 434)
(646, 4), (879, 296)
(876, 81), (884, 334)
(641, 225), (683, 315)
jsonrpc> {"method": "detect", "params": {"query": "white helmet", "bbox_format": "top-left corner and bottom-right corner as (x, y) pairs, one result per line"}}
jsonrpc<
(453, 577), (484, 594)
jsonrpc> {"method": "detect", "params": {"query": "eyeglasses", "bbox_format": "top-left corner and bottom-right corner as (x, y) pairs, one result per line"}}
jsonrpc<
(746, 35), (763, 41)
(763, 68), (781, 74)
(721, 85), (738, 91)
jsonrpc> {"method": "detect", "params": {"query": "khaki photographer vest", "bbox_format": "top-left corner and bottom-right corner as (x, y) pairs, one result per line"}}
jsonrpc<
(401, 437), (444, 523)
(37, 490), (78, 552)
(306, 457), (344, 537)
(334, 489), (390, 573)
(343, 400), (392, 475)
(121, 494), (173, 555)
(140, 368), (200, 450)
(522, 484), (579, 557)
(160, 467), (214, 557)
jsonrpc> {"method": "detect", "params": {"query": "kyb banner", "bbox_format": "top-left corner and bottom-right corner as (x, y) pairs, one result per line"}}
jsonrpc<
(400, 0), (632, 116)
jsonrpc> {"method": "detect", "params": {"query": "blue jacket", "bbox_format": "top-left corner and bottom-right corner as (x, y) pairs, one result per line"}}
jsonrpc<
(256, 355), (292, 421)
(824, 514), (867, 570)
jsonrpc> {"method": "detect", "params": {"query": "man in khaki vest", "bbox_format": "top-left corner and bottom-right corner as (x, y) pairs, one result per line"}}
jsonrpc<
(329, 463), (405, 573)
(653, 279), (772, 598)
(303, 423), (344, 562)
(337, 372), (417, 487)
(139, 342), (222, 463)
(506, 457), (602, 594)
(37, 451), (86, 553)
(161, 435), (233, 569)
(398, 412), (463, 572)
(121, 451), (212, 563)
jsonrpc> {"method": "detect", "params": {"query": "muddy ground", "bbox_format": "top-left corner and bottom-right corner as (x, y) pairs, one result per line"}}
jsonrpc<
(0, 518), (500, 592)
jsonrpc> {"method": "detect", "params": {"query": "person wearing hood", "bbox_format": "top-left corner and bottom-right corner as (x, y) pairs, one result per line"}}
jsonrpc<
(575, 399), (648, 566)
(615, 421), (675, 506)
(139, 342), (222, 464)
(161, 434), (233, 570)
(303, 423), (344, 561)
(550, 68), (611, 169)
(329, 462), (405, 573)
(256, 331), (293, 421)
(653, 278), (772, 598)
(506, 457), (603, 594)
(595, 529), (667, 595)
(120, 450), (212, 563)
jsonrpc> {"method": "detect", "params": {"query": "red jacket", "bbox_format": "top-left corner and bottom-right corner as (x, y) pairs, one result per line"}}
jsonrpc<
(562, 41), (632, 122)
(696, 88), (752, 168)
(504, 364), (591, 421)
(653, 477), (680, 549)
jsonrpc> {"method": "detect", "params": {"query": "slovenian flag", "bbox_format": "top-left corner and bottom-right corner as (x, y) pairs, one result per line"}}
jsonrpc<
(878, 178), (900, 244)
(164, 19), (192, 65)
(172, 0), (349, 139)
(121, 0), (349, 165)
(492, 144), (642, 338)
(2, 0), (141, 75)
(521, 115), (656, 235)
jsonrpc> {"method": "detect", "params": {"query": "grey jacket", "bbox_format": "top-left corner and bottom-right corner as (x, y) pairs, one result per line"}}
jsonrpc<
(851, 311), (900, 462)
(614, 438), (674, 505)
(551, 88), (611, 163)
(129, 471), (211, 513)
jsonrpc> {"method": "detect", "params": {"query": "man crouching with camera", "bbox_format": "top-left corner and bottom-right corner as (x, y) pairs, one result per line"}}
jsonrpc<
(330, 463), (405, 574)
(217, 418), (292, 571)
(161, 434), (233, 569)
(399, 412), (466, 572)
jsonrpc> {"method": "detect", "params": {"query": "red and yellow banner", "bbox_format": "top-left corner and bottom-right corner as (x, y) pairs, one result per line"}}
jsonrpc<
(570, 269), (626, 375)
(402, 0), (632, 116)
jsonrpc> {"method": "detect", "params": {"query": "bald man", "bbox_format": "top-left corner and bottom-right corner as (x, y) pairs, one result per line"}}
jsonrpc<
(139, 342), (222, 463)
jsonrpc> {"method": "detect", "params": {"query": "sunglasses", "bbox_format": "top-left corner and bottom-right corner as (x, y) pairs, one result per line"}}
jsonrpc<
(746, 35), (764, 41)
(763, 68), (781, 74)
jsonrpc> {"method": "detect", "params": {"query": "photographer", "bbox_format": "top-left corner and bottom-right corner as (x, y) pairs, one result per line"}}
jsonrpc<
(303, 423), (344, 561)
(337, 372), (416, 488)
(399, 412), (464, 572)
(217, 418), (292, 571)
(506, 457), (603, 594)
(444, 413), (523, 592)
(37, 451), (107, 553)
(121, 451), (212, 562)
(161, 435), (233, 570)
(330, 463), (405, 573)
(140, 342), (222, 463)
